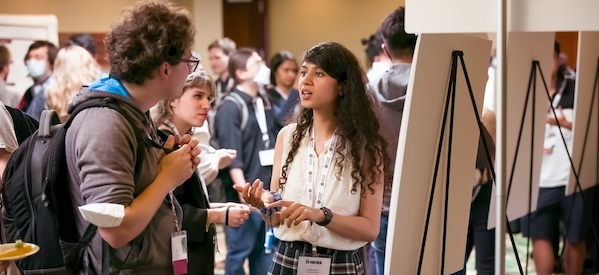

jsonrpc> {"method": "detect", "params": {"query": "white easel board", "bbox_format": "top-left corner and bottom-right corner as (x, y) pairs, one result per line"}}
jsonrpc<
(386, 33), (492, 275)
(405, 0), (599, 33)
(488, 32), (555, 228)
(0, 14), (59, 106)
(567, 32), (599, 195)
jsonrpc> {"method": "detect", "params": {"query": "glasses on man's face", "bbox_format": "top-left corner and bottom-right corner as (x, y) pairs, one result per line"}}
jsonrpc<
(180, 53), (201, 74)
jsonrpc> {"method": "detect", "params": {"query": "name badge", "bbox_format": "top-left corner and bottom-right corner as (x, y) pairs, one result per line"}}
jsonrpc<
(297, 256), (331, 275)
(259, 149), (275, 166)
(171, 231), (188, 275)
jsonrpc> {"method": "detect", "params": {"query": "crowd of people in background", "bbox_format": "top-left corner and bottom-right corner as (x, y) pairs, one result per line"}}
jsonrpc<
(0, 1), (593, 275)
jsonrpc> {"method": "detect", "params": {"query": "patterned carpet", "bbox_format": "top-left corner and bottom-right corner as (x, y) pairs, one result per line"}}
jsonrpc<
(465, 233), (537, 275)
(214, 227), (598, 274)
(467, 233), (599, 275)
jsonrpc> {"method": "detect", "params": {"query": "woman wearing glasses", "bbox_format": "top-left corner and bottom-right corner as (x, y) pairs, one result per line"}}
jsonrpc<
(152, 71), (251, 275)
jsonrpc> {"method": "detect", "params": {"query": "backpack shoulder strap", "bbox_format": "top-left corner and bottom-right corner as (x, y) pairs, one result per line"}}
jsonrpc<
(223, 93), (249, 131)
(65, 97), (149, 183)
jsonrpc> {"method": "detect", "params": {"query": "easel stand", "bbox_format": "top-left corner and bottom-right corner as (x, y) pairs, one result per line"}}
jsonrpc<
(416, 51), (524, 275)
(513, 59), (599, 274)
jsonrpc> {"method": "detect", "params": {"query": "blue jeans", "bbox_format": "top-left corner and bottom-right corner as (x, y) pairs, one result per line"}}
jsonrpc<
(225, 212), (273, 275)
(453, 183), (495, 275)
(372, 214), (388, 275)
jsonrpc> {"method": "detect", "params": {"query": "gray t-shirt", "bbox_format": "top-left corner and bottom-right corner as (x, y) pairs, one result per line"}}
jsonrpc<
(66, 91), (181, 275)
(0, 100), (18, 153)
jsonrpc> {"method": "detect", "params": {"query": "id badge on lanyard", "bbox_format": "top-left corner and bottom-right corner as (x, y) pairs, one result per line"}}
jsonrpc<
(297, 255), (332, 275)
(169, 192), (188, 275)
(544, 89), (564, 155)
(255, 97), (274, 166)
(297, 128), (338, 275)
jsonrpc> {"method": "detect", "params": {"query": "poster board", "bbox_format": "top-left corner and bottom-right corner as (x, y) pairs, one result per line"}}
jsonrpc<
(487, 32), (555, 227)
(405, 0), (599, 33)
(567, 32), (599, 195)
(386, 33), (492, 275)
(0, 14), (58, 107)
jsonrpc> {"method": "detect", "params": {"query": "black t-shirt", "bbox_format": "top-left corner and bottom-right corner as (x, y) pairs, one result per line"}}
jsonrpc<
(213, 89), (278, 202)
(6, 105), (38, 144)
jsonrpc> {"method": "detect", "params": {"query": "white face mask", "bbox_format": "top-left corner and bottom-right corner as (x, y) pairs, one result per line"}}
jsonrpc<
(26, 59), (47, 78)
(253, 63), (271, 86)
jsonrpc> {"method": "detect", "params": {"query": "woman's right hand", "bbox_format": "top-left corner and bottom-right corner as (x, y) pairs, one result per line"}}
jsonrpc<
(157, 135), (201, 190)
(233, 179), (274, 209)
(216, 149), (237, 169)
(224, 204), (251, 227)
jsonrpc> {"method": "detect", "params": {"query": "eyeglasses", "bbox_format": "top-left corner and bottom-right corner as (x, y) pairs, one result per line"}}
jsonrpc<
(180, 52), (201, 74)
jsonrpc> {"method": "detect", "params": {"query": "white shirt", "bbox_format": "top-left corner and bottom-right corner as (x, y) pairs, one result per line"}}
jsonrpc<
(0, 79), (21, 108)
(0, 100), (18, 153)
(367, 61), (391, 83)
(483, 65), (496, 112)
(193, 123), (218, 179)
(539, 109), (574, 188)
(273, 124), (366, 251)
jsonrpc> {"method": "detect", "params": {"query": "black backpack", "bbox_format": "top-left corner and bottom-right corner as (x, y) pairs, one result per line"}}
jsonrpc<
(1, 97), (147, 275)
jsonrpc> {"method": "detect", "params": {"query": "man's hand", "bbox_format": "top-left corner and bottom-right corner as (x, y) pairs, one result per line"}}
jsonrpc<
(156, 135), (201, 190)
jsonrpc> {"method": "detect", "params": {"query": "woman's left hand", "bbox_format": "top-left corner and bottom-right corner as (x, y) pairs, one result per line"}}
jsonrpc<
(269, 200), (325, 228)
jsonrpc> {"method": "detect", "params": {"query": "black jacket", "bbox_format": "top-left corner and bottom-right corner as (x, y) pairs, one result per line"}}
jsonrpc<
(158, 129), (216, 275)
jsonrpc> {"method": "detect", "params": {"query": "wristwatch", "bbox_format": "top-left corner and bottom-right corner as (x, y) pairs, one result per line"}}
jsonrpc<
(316, 207), (333, 226)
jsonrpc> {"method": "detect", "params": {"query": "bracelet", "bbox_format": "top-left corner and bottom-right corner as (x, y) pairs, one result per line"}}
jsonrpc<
(259, 191), (282, 216)
(225, 206), (231, 226)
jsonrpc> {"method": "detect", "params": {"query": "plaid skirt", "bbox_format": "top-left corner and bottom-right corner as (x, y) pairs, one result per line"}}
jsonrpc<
(268, 240), (365, 275)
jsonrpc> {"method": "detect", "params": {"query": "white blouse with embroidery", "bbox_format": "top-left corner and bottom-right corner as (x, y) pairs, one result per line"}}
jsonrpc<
(273, 123), (366, 251)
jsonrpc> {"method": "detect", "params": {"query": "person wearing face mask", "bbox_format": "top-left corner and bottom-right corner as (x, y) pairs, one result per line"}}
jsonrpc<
(213, 48), (278, 275)
(18, 40), (58, 120)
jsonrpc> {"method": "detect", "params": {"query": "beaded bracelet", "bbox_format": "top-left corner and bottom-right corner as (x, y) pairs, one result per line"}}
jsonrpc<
(259, 191), (282, 216)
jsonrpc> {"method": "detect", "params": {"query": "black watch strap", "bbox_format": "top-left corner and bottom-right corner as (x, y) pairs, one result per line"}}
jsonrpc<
(316, 207), (333, 226)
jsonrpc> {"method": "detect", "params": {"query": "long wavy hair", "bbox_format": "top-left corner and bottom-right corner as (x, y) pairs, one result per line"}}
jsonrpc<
(279, 42), (390, 195)
(45, 45), (101, 122)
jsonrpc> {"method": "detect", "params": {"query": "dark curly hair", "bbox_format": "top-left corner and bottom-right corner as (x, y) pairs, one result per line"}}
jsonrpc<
(279, 42), (390, 196)
(361, 31), (385, 64)
(105, 1), (195, 85)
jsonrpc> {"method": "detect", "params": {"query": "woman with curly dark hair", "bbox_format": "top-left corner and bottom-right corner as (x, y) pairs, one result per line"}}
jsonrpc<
(235, 41), (389, 274)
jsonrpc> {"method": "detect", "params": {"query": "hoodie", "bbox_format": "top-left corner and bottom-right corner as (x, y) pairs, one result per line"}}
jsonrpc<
(370, 63), (412, 215)
(65, 78), (181, 275)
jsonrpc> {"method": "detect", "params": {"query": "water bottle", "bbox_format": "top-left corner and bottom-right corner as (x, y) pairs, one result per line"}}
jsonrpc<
(264, 228), (276, 254)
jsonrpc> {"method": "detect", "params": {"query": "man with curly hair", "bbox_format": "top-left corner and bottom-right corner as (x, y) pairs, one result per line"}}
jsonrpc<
(65, 1), (200, 274)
